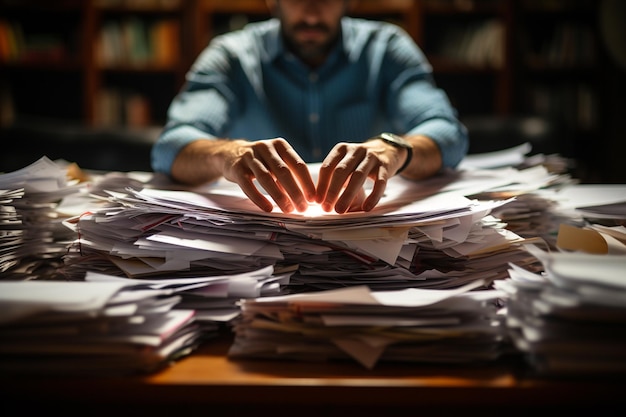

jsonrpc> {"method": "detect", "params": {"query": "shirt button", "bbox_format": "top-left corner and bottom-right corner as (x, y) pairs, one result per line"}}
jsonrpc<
(313, 148), (322, 158)
(309, 113), (319, 123)
(309, 72), (318, 82)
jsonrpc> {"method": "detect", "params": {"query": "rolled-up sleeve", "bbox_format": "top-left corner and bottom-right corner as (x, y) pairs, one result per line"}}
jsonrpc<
(151, 39), (240, 175)
(382, 26), (469, 169)
(407, 118), (468, 169)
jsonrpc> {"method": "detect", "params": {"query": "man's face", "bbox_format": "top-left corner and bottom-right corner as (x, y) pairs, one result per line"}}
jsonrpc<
(270, 0), (349, 66)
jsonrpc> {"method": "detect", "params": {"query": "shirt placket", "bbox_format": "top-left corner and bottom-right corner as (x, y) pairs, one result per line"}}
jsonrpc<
(307, 71), (322, 159)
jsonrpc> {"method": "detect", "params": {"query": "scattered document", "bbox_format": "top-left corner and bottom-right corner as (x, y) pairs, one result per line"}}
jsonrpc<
(3, 152), (622, 375)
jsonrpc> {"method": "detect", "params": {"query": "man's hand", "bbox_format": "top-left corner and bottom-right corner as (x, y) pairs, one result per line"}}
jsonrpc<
(315, 140), (408, 214)
(221, 138), (316, 213)
(172, 137), (316, 213)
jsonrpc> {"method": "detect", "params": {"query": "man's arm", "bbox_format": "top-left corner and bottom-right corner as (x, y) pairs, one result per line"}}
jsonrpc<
(170, 138), (240, 185)
(381, 24), (469, 171)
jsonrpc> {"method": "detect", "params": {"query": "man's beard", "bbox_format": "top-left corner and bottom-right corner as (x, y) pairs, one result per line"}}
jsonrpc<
(282, 22), (339, 65)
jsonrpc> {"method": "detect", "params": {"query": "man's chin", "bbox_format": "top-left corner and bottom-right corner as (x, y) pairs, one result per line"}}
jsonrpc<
(297, 52), (327, 65)
(284, 32), (334, 64)
(293, 35), (326, 47)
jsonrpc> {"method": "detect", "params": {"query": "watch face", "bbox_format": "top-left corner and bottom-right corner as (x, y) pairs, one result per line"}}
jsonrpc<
(380, 132), (411, 149)
(381, 132), (400, 141)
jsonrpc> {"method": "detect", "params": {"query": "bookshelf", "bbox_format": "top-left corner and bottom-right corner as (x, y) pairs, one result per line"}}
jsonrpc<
(0, 0), (187, 127)
(416, 0), (512, 116)
(93, 0), (187, 127)
(0, 0), (91, 121)
(0, 0), (606, 125)
(0, 0), (621, 181)
(511, 0), (603, 178)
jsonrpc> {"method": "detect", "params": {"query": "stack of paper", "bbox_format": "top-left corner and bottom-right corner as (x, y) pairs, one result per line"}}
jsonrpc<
(84, 266), (294, 325)
(228, 280), (507, 369)
(457, 144), (580, 249)
(0, 280), (210, 375)
(59, 173), (533, 294)
(0, 156), (85, 280)
(496, 244), (626, 375)
(503, 183), (626, 249)
(458, 142), (574, 178)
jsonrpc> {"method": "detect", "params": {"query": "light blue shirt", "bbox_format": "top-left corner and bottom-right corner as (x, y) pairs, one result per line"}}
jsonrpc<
(151, 17), (468, 175)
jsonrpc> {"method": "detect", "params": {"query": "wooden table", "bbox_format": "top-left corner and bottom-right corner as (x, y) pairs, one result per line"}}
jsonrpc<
(1, 331), (624, 416)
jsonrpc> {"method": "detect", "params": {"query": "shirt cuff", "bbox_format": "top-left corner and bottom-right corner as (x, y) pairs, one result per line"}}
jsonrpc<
(407, 119), (468, 169)
(151, 125), (217, 175)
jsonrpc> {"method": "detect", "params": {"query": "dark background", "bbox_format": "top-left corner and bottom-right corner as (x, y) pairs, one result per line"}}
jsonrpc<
(1, 0), (624, 183)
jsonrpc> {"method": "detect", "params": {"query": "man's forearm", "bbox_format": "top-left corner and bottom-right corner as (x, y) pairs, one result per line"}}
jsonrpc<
(171, 138), (245, 185)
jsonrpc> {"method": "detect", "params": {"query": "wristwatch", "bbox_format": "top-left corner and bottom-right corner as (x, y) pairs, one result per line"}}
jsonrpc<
(367, 132), (413, 174)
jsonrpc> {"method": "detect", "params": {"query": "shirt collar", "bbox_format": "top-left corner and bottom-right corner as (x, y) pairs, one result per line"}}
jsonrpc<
(265, 18), (282, 61)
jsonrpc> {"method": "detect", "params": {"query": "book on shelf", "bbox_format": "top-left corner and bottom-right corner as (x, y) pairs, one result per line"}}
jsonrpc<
(96, 17), (179, 67)
(436, 19), (504, 69)
(95, 0), (182, 9)
(0, 20), (67, 63)
(151, 18), (179, 66)
(96, 88), (151, 127)
(525, 82), (597, 131)
(521, 22), (596, 68)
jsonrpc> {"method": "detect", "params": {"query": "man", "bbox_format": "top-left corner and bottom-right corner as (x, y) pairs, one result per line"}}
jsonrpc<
(151, 0), (468, 214)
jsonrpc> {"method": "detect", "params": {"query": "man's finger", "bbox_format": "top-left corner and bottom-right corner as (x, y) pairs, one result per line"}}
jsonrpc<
(334, 156), (377, 213)
(248, 159), (295, 213)
(237, 175), (276, 213)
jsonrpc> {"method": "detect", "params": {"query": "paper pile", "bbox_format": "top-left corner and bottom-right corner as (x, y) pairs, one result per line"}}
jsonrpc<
(0, 280), (210, 375)
(0, 156), (85, 280)
(84, 266), (294, 325)
(459, 143), (580, 249)
(496, 244), (626, 375)
(60, 169), (533, 295)
(229, 280), (507, 369)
